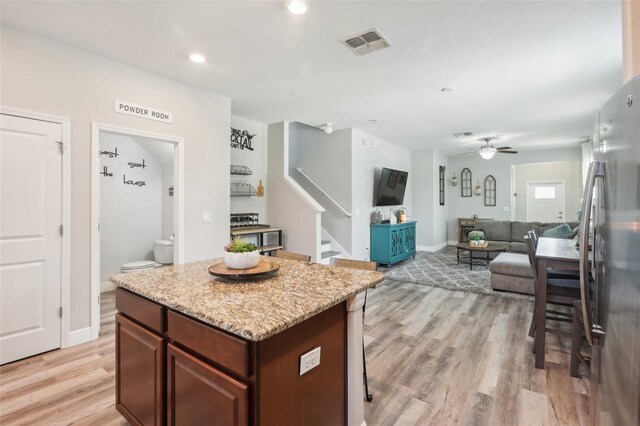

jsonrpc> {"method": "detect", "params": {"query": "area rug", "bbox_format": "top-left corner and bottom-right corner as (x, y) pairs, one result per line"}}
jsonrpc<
(385, 250), (532, 300)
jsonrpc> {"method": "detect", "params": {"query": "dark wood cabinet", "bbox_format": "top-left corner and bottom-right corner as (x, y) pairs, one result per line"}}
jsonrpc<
(115, 288), (348, 426)
(115, 313), (164, 426)
(167, 343), (249, 426)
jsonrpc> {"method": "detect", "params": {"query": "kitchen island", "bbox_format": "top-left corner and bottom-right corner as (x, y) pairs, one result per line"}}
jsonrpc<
(111, 256), (383, 426)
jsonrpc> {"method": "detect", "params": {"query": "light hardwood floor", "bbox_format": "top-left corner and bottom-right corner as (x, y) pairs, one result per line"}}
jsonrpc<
(0, 281), (589, 425)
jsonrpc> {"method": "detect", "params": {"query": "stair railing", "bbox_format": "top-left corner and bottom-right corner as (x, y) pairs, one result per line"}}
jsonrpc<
(296, 168), (352, 217)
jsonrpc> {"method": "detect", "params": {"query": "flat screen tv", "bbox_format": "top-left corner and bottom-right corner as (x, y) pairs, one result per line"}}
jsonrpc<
(375, 167), (408, 206)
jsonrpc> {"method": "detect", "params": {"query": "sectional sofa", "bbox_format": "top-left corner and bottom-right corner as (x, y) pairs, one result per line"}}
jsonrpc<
(468, 220), (579, 295)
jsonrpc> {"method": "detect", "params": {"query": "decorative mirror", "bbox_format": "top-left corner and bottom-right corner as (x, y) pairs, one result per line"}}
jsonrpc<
(461, 168), (472, 197)
(484, 175), (496, 206)
(439, 166), (445, 206)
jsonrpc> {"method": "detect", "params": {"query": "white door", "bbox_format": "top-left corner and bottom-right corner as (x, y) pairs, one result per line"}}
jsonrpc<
(0, 114), (62, 364)
(526, 181), (566, 222)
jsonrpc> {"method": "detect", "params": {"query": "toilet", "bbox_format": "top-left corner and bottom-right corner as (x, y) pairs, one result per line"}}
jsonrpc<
(120, 239), (174, 273)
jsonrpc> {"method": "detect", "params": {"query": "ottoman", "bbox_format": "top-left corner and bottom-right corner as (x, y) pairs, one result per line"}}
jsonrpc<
(489, 253), (534, 295)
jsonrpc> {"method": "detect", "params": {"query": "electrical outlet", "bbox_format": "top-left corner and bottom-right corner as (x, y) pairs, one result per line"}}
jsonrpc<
(503, 206), (510, 212)
(202, 212), (212, 223)
(299, 347), (321, 375)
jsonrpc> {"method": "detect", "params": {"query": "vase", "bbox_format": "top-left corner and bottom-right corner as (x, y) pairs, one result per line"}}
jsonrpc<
(224, 250), (260, 269)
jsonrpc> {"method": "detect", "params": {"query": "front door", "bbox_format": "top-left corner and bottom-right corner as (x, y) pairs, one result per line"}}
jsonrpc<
(526, 181), (566, 222)
(0, 114), (63, 364)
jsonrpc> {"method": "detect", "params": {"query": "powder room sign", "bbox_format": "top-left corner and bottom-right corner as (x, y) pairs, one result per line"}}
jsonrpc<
(114, 100), (173, 124)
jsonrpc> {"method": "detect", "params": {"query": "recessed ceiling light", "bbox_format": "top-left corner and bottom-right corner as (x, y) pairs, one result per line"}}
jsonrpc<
(441, 87), (454, 92)
(189, 53), (206, 63)
(286, 0), (309, 14)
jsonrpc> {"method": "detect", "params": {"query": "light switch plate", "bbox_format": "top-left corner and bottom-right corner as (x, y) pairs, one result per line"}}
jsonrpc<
(202, 212), (212, 223)
(299, 347), (321, 375)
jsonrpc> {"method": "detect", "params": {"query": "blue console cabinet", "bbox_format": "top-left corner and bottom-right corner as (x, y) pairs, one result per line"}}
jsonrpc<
(370, 221), (417, 267)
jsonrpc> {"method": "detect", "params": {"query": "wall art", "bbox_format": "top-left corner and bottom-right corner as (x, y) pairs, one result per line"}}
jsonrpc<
(484, 175), (496, 206)
(100, 166), (113, 177)
(127, 159), (147, 169)
(461, 168), (472, 197)
(123, 175), (146, 187)
(439, 165), (445, 206)
(99, 147), (119, 158)
(230, 128), (256, 151)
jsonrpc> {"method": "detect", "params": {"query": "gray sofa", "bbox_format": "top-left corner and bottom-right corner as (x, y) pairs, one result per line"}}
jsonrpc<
(472, 220), (579, 253)
(470, 220), (579, 295)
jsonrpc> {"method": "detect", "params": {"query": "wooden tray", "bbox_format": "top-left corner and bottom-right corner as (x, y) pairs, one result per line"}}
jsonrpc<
(208, 260), (280, 281)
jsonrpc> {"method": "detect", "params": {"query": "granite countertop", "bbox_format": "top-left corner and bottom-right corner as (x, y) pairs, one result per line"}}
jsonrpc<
(111, 256), (384, 341)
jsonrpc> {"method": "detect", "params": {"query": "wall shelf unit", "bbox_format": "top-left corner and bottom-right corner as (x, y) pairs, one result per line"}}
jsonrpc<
(231, 182), (257, 197)
(230, 165), (253, 175)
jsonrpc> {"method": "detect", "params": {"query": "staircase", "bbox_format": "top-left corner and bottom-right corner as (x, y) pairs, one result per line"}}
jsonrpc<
(319, 229), (350, 265)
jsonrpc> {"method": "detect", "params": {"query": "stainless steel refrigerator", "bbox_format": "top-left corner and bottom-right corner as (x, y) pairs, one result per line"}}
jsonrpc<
(580, 74), (640, 425)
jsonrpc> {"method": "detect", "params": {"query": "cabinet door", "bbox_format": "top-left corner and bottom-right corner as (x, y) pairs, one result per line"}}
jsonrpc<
(116, 313), (164, 426)
(167, 343), (249, 426)
(390, 228), (405, 259)
(405, 224), (416, 255)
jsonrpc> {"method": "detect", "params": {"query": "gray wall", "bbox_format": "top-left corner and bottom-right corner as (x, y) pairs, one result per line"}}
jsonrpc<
(513, 160), (581, 221)
(446, 147), (582, 242)
(1, 27), (231, 332)
(289, 123), (353, 253)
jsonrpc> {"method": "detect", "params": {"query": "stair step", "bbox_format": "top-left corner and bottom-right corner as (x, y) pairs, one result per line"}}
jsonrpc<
(321, 240), (331, 245)
(321, 250), (341, 259)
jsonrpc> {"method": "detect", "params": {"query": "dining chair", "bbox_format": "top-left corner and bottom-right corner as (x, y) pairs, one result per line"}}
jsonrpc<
(331, 257), (377, 402)
(525, 232), (581, 342)
(570, 300), (591, 378)
(275, 250), (311, 262)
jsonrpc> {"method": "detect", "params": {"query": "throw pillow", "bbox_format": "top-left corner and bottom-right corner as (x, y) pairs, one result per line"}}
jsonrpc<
(542, 223), (574, 239)
(468, 230), (486, 240)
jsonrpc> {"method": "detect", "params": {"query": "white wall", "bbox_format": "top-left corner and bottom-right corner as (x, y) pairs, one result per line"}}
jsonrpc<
(446, 147), (582, 243)
(1, 27), (231, 333)
(289, 123), (352, 252)
(267, 122), (322, 261)
(513, 161), (581, 222)
(411, 150), (449, 251)
(351, 129), (413, 261)
(100, 132), (164, 282)
(161, 163), (174, 240)
(230, 115), (268, 223)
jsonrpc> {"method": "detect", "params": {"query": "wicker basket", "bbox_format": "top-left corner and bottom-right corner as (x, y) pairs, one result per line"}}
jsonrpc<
(469, 241), (488, 248)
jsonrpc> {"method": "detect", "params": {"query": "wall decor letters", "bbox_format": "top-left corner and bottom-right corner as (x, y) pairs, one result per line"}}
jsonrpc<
(230, 128), (256, 151)
(123, 175), (146, 187)
(100, 166), (113, 177)
(99, 147), (119, 158)
(114, 99), (173, 123)
(127, 159), (147, 169)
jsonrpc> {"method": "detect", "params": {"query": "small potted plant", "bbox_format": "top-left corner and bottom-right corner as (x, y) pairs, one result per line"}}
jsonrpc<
(468, 233), (486, 247)
(224, 238), (260, 269)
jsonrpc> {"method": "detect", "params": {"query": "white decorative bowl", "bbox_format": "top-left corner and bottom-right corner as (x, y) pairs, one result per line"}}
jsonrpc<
(223, 250), (260, 269)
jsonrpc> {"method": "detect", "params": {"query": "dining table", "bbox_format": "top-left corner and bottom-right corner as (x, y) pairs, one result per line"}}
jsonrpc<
(534, 237), (589, 369)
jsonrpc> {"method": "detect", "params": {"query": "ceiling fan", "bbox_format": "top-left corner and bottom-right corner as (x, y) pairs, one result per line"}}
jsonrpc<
(458, 137), (519, 159)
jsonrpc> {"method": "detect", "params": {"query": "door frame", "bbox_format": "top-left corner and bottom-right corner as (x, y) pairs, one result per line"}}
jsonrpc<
(525, 180), (566, 222)
(0, 106), (72, 348)
(91, 122), (185, 339)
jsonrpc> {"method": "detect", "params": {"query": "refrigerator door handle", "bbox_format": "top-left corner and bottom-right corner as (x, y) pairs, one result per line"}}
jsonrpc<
(580, 161), (606, 347)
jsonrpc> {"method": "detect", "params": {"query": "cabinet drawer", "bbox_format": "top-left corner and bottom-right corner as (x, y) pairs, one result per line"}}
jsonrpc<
(167, 310), (249, 377)
(167, 343), (249, 426)
(116, 288), (164, 333)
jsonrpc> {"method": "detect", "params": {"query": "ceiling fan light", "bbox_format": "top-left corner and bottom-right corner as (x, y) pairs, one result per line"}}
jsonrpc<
(479, 148), (496, 160)
(286, 0), (309, 14)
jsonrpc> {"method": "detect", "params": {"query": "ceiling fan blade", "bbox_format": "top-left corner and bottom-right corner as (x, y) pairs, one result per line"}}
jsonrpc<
(497, 150), (518, 154)
(457, 152), (478, 156)
(496, 146), (512, 150)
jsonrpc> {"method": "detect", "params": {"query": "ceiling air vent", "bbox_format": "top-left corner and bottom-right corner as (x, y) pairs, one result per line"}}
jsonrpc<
(342, 28), (392, 56)
(454, 132), (474, 138)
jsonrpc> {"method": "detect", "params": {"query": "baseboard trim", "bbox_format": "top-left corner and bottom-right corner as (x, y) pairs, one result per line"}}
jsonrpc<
(448, 240), (459, 246)
(66, 326), (93, 348)
(416, 241), (448, 252)
(101, 281), (116, 293)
